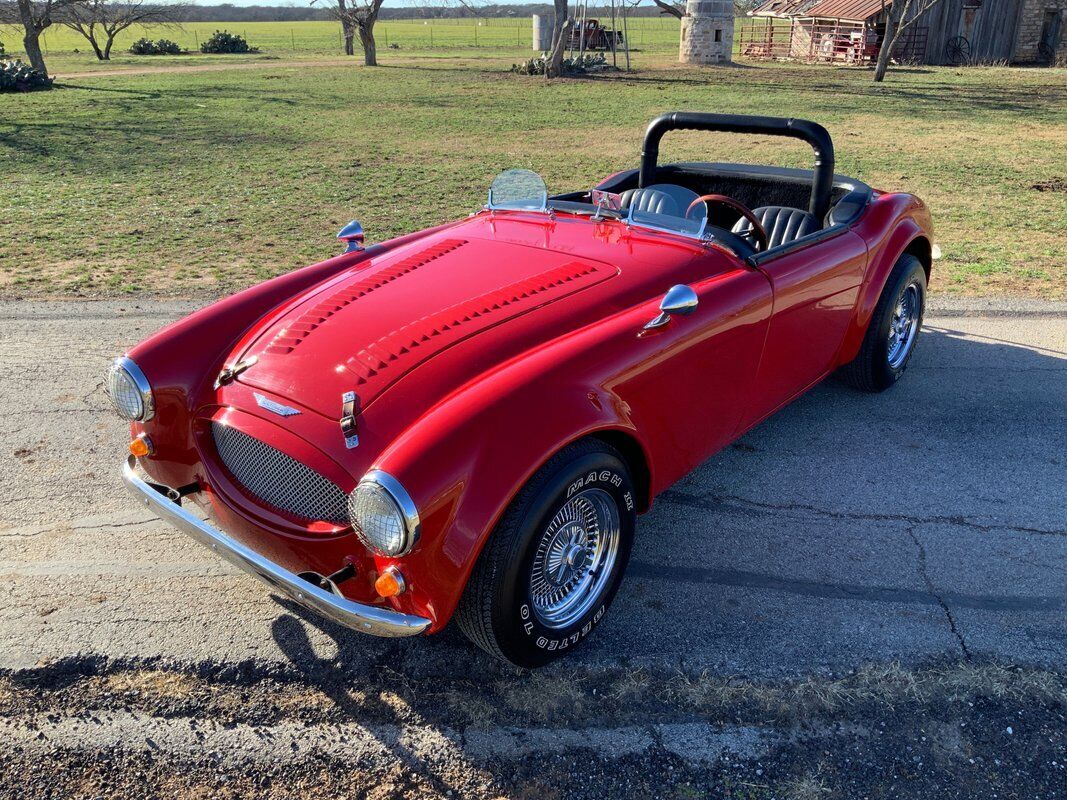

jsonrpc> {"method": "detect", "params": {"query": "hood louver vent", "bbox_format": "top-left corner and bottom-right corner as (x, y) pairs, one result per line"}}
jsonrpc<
(265, 239), (468, 356)
(344, 261), (602, 385)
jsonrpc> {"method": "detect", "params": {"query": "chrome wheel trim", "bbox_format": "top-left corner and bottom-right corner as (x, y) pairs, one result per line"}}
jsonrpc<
(529, 488), (621, 630)
(887, 280), (921, 370)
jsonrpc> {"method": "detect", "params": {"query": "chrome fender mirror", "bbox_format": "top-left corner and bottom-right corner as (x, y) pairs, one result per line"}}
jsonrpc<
(643, 284), (698, 330)
(337, 220), (365, 253)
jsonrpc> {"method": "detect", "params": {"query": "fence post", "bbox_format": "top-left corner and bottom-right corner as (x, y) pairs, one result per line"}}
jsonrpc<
(474, 23), (478, 46)
(292, 29), (296, 50)
(430, 25), (433, 47)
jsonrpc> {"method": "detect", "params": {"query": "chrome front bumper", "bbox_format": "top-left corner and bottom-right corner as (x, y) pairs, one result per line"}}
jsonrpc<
(122, 456), (431, 638)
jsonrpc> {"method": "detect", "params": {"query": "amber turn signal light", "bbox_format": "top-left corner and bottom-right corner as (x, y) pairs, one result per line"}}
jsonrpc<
(128, 434), (153, 458)
(374, 567), (406, 598)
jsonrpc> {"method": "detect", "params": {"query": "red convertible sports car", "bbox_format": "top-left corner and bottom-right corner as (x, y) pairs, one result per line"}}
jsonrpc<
(110, 113), (934, 667)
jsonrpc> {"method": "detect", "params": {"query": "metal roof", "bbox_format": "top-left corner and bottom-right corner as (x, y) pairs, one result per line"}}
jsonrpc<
(750, 0), (821, 17)
(801, 0), (891, 21)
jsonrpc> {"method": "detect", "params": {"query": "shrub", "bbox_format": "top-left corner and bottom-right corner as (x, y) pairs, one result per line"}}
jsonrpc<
(0, 60), (53, 93)
(154, 39), (183, 55)
(129, 38), (185, 55)
(510, 52), (610, 76)
(199, 30), (258, 54)
(0, 40), (6, 58)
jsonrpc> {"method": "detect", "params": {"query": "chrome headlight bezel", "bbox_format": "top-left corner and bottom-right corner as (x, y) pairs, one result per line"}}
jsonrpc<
(105, 357), (155, 422)
(347, 470), (421, 557)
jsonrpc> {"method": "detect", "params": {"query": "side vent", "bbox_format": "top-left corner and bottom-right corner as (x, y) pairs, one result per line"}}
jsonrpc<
(265, 239), (468, 355)
(344, 261), (603, 385)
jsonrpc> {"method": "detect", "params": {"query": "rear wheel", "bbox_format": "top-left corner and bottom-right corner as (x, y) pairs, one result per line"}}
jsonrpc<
(455, 439), (636, 668)
(840, 254), (927, 392)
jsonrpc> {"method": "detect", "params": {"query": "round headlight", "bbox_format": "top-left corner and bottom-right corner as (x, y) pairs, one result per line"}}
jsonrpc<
(347, 471), (420, 556)
(105, 357), (154, 422)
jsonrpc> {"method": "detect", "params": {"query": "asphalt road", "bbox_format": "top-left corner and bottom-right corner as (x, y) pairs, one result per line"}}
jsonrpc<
(1, 299), (1064, 798)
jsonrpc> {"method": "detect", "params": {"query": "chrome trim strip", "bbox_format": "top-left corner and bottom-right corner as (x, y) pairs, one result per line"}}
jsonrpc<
(122, 456), (431, 638)
(114, 356), (155, 422)
(358, 469), (422, 555)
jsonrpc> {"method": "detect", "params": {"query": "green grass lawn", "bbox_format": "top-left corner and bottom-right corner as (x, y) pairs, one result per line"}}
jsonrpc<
(0, 49), (1064, 298)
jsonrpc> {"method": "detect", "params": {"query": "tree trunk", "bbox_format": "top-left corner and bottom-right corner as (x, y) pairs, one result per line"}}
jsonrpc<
(103, 35), (114, 60)
(343, 21), (355, 55)
(873, 11), (899, 81)
(90, 34), (106, 60)
(22, 28), (47, 73)
(545, 0), (569, 79)
(358, 23), (377, 66)
(17, 0), (49, 75)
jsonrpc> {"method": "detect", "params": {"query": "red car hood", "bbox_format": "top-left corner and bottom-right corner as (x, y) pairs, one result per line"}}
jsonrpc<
(234, 231), (617, 418)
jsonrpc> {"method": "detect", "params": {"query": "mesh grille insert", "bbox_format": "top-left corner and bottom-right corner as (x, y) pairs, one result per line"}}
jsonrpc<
(211, 422), (348, 525)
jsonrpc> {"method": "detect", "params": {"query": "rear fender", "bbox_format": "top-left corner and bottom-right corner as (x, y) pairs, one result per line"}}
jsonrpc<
(837, 194), (932, 365)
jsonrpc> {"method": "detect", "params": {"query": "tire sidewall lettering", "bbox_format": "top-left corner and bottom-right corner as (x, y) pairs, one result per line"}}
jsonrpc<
(528, 605), (607, 650)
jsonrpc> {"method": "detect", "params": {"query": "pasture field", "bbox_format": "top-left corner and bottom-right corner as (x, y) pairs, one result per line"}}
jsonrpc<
(2, 17), (690, 72)
(0, 49), (1064, 298)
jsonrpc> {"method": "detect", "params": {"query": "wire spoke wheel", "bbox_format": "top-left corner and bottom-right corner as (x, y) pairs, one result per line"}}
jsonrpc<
(529, 488), (621, 629)
(946, 35), (971, 65)
(887, 280), (921, 369)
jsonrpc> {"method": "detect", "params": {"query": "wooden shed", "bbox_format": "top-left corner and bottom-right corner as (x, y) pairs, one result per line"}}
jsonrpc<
(738, 0), (1065, 64)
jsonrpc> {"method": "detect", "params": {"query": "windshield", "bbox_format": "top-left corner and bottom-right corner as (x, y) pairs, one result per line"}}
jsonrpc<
(487, 169), (548, 212)
(625, 184), (708, 239)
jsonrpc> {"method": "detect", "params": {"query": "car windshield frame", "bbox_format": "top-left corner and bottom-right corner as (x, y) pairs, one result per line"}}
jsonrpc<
(623, 183), (709, 241)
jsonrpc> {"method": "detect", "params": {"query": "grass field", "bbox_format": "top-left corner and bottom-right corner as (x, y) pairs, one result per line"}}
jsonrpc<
(0, 29), (1064, 299)
(2, 17), (689, 72)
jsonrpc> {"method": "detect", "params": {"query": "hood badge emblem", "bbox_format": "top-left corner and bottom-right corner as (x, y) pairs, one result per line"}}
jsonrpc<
(215, 355), (258, 389)
(254, 392), (301, 417)
(341, 391), (360, 449)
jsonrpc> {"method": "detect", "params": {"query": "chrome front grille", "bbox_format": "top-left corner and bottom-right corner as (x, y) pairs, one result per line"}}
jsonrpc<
(211, 422), (348, 525)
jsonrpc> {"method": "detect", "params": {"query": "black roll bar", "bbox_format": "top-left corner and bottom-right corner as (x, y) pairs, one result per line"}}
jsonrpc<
(638, 112), (836, 222)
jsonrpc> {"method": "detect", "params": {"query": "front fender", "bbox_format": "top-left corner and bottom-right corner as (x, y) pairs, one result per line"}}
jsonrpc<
(371, 318), (655, 631)
(837, 193), (933, 365)
(126, 222), (461, 489)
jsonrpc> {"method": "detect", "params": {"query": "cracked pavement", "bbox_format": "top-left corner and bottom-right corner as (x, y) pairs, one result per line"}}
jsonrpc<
(0, 299), (1064, 798)
(0, 300), (1063, 672)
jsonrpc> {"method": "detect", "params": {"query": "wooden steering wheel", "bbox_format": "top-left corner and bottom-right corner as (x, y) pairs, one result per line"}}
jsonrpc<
(686, 194), (769, 253)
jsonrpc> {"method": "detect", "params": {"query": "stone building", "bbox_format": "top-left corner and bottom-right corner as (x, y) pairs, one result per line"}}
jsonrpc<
(680, 0), (735, 64)
(1013, 0), (1065, 64)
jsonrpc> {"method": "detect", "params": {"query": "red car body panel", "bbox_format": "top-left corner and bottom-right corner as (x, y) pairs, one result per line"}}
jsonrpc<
(126, 175), (933, 633)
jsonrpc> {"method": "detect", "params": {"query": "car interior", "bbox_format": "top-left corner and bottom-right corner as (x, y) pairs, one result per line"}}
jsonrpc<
(547, 113), (873, 263)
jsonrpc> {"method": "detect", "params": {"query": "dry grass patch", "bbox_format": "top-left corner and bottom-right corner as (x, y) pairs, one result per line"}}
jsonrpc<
(98, 668), (200, 700)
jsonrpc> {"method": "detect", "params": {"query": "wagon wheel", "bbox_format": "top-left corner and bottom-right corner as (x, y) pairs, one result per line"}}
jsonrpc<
(946, 35), (971, 65)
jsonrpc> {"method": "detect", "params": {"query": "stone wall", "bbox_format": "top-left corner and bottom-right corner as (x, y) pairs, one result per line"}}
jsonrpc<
(679, 0), (735, 64)
(1013, 0), (1066, 63)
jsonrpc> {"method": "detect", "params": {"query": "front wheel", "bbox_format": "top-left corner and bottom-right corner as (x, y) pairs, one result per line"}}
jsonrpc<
(455, 439), (636, 668)
(839, 254), (927, 392)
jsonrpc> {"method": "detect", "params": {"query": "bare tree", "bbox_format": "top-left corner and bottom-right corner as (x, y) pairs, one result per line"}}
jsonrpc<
(60, 0), (187, 60)
(649, 0), (683, 19)
(873, 0), (939, 81)
(8, 0), (87, 73)
(312, 0), (386, 65)
(544, 0), (568, 78)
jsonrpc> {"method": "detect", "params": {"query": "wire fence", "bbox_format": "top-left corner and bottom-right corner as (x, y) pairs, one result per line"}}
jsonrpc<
(13, 18), (697, 56)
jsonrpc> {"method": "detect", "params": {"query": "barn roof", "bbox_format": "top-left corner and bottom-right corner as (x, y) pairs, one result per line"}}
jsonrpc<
(750, 0), (821, 16)
(801, 0), (890, 21)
